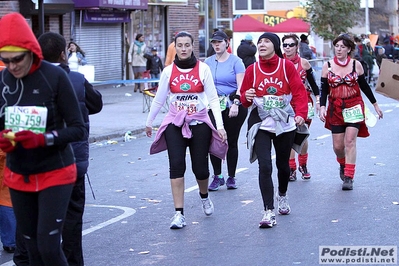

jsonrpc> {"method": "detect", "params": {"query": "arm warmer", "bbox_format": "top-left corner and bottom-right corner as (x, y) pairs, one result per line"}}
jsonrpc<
(358, 74), (376, 104)
(320, 77), (329, 106)
(306, 68), (320, 96)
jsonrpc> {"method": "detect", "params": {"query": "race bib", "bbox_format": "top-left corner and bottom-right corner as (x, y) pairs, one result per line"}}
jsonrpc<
(342, 104), (364, 123)
(219, 95), (228, 111)
(263, 95), (285, 110)
(5, 106), (48, 133)
(307, 102), (315, 119)
(174, 100), (198, 115)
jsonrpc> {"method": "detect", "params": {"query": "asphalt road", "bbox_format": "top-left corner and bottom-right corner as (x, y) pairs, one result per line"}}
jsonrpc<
(0, 91), (398, 266)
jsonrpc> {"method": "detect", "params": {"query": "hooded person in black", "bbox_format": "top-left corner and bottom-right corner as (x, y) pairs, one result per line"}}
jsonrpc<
(237, 34), (257, 68)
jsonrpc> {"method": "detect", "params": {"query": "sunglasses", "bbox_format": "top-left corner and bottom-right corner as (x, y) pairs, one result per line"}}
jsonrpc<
(283, 43), (296, 48)
(0, 53), (28, 64)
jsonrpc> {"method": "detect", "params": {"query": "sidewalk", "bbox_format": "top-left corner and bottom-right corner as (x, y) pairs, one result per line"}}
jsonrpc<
(88, 83), (166, 143)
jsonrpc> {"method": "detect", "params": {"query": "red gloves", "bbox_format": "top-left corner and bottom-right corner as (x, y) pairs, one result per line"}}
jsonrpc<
(0, 129), (16, 153)
(14, 130), (45, 149)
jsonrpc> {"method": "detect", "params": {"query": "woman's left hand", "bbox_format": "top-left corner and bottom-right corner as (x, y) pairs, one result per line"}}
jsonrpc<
(217, 129), (227, 143)
(374, 103), (384, 119)
(295, 116), (305, 126)
(228, 104), (239, 118)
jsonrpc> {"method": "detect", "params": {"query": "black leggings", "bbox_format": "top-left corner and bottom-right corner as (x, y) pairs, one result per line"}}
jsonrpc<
(254, 129), (295, 210)
(209, 106), (248, 177)
(10, 184), (73, 266)
(164, 123), (212, 180)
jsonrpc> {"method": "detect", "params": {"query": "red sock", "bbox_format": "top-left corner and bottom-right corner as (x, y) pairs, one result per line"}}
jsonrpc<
(298, 153), (308, 166)
(336, 157), (345, 166)
(289, 158), (296, 169)
(344, 164), (355, 179)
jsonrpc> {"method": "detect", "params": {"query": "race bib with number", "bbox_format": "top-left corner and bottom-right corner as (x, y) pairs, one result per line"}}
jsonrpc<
(342, 104), (364, 123)
(5, 106), (48, 133)
(174, 100), (198, 115)
(263, 95), (285, 110)
(219, 95), (228, 111)
(307, 102), (315, 119)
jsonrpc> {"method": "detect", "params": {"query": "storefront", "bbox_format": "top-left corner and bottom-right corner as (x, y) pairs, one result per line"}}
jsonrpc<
(72, 0), (148, 81)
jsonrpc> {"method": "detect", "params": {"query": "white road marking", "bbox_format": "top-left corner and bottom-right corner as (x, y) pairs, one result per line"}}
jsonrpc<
(0, 205), (136, 266)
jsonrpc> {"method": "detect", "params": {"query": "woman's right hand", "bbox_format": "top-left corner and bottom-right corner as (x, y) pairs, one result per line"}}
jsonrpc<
(245, 88), (256, 102)
(145, 126), (152, 137)
(319, 106), (327, 122)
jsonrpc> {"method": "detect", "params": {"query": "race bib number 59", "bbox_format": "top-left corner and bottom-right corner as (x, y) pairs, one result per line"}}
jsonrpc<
(5, 106), (48, 133)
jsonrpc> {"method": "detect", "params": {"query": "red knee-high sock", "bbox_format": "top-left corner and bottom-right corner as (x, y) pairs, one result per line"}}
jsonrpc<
(298, 153), (308, 166)
(336, 157), (345, 166)
(289, 158), (296, 169)
(344, 164), (355, 179)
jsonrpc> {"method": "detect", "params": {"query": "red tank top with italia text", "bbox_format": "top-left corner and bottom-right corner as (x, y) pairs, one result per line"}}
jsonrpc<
(252, 58), (290, 97)
(170, 61), (204, 93)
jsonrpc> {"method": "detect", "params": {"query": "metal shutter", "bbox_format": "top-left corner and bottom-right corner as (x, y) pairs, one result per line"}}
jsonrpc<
(74, 20), (122, 81)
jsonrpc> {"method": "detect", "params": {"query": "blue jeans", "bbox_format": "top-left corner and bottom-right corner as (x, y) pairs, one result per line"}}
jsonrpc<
(150, 73), (160, 88)
(0, 205), (16, 247)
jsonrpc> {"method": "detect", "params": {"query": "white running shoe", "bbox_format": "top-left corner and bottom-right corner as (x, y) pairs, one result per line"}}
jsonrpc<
(259, 210), (277, 228)
(201, 197), (214, 216)
(276, 192), (291, 215)
(170, 211), (186, 229)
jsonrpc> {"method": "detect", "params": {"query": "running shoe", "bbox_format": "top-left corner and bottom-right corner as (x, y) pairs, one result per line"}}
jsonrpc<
(259, 210), (276, 228)
(226, 177), (238, 189)
(342, 177), (354, 190)
(298, 164), (311, 180)
(276, 192), (291, 215)
(339, 164), (345, 181)
(289, 168), (297, 181)
(201, 197), (214, 216)
(170, 211), (186, 229)
(208, 175), (225, 191)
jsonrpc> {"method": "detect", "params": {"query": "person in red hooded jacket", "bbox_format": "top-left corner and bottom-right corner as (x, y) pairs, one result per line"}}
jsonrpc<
(0, 13), (86, 266)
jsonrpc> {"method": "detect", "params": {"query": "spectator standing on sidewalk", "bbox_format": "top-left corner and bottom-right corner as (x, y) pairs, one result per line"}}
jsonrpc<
(204, 30), (247, 191)
(37, 32), (103, 266)
(299, 34), (313, 60)
(282, 34), (320, 181)
(237, 34), (257, 68)
(128, 33), (147, 93)
(67, 41), (87, 72)
(145, 31), (227, 229)
(319, 34), (383, 190)
(0, 12), (87, 266)
(240, 32), (308, 228)
(145, 47), (164, 87)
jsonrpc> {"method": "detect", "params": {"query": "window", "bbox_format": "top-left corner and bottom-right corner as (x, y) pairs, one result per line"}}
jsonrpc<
(234, 0), (265, 11)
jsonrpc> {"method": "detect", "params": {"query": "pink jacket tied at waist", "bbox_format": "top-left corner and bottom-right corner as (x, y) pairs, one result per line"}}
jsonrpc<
(150, 105), (228, 160)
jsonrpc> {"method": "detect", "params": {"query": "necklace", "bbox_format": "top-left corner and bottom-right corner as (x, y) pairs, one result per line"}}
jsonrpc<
(216, 51), (228, 62)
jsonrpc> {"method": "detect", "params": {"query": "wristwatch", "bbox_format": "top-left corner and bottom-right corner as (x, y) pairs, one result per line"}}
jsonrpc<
(233, 99), (241, 105)
(44, 133), (55, 146)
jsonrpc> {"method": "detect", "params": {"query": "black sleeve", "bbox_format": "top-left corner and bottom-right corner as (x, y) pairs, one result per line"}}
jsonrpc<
(358, 74), (377, 104)
(159, 56), (163, 71)
(320, 77), (329, 106)
(84, 79), (103, 115)
(306, 68), (319, 96)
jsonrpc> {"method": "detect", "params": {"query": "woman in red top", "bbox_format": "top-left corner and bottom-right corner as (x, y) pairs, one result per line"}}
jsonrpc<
(319, 34), (383, 190)
(282, 34), (320, 181)
(240, 32), (308, 228)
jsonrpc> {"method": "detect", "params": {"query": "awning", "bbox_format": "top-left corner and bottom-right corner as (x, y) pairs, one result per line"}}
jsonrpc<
(73, 0), (148, 10)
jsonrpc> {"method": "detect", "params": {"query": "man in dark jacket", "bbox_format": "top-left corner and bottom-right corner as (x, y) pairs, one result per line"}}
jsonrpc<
(15, 32), (102, 266)
(145, 47), (163, 87)
(237, 34), (257, 68)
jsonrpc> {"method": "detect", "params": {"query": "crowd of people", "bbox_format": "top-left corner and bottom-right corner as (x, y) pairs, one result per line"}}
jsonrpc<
(0, 11), (386, 265)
